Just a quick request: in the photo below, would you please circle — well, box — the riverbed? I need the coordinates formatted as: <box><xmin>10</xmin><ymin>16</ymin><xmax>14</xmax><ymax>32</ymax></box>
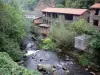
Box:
<box><xmin>25</xmin><ymin>50</ymin><xmax>91</xmax><ymax>75</ymax></box>
<box><xmin>23</xmin><ymin>41</ymin><xmax>92</xmax><ymax>75</ymax></box>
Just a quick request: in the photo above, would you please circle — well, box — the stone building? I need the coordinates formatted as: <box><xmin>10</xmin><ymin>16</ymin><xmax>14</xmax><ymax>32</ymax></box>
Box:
<box><xmin>34</xmin><ymin>0</ymin><xmax>56</xmax><ymax>18</ymax></box>
<box><xmin>41</xmin><ymin>8</ymin><xmax>89</xmax><ymax>25</ymax></box>
<box><xmin>34</xmin><ymin>2</ymin><xmax>100</xmax><ymax>37</ymax></box>
<box><xmin>33</xmin><ymin>0</ymin><xmax>56</xmax><ymax>37</ymax></box>
<box><xmin>38</xmin><ymin>24</ymin><xmax>50</xmax><ymax>38</ymax></box>
<box><xmin>89</xmin><ymin>3</ymin><xmax>100</xmax><ymax>27</ymax></box>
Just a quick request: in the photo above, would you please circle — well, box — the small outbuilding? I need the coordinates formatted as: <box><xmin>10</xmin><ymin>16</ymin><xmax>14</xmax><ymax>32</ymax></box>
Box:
<box><xmin>39</xmin><ymin>24</ymin><xmax>50</xmax><ymax>37</ymax></box>
<box><xmin>75</xmin><ymin>34</ymin><xmax>91</xmax><ymax>51</ymax></box>
<box><xmin>33</xmin><ymin>17</ymin><xmax>43</xmax><ymax>25</ymax></box>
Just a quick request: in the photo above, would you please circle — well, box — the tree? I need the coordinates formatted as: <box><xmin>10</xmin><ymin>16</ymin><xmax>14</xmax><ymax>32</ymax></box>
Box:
<box><xmin>0</xmin><ymin>0</ymin><xmax>25</xmax><ymax>61</ymax></box>
<box><xmin>22</xmin><ymin>0</ymin><xmax>39</xmax><ymax>10</ymax></box>
<box><xmin>56</xmin><ymin>0</ymin><xmax>65</xmax><ymax>7</ymax></box>
<box><xmin>65</xmin><ymin>0</ymin><xmax>95</xmax><ymax>8</ymax></box>
<box><xmin>90</xmin><ymin>31</ymin><xmax>100</xmax><ymax>66</ymax></box>
<box><xmin>50</xmin><ymin>22</ymin><xmax>76</xmax><ymax>51</ymax></box>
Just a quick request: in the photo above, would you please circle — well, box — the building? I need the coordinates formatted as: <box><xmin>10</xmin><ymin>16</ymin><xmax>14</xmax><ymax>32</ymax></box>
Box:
<box><xmin>24</xmin><ymin>11</ymin><xmax>35</xmax><ymax>20</ymax></box>
<box><xmin>34</xmin><ymin>0</ymin><xmax>56</xmax><ymax>18</ymax></box>
<box><xmin>39</xmin><ymin>24</ymin><xmax>50</xmax><ymax>37</ymax></box>
<box><xmin>33</xmin><ymin>17</ymin><xmax>43</xmax><ymax>25</ymax></box>
<box><xmin>41</xmin><ymin>8</ymin><xmax>89</xmax><ymax>25</ymax></box>
<box><xmin>34</xmin><ymin>2</ymin><xmax>100</xmax><ymax>37</ymax></box>
<box><xmin>89</xmin><ymin>3</ymin><xmax>100</xmax><ymax>27</ymax></box>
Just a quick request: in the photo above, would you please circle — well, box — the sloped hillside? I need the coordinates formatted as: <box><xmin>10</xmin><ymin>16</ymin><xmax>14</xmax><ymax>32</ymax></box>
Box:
<box><xmin>0</xmin><ymin>52</ymin><xmax>40</xmax><ymax>75</ymax></box>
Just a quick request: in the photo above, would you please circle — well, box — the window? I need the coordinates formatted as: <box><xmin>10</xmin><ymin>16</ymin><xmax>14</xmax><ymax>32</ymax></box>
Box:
<box><xmin>47</xmin><ymin>13</ymin><xmax>51</xmax><ymax>17</ymax></box>
<box><xmin>95</xmin><ymin>9</ymin><xmax>99</xmax><ymax>15</ymax></box>
<box><xmin>93</xmin><ymin>20</ymin><xmax>99</xmax><ymax>26</ymax></box>
<box><xmin>52</xmin><ymin>13</ymin><xmax>58</xmax><ymax>18</ymax></box>
<box><xmin>42</xmin><ymin>33</ymin><xmax>47</xmax><ymax>38</ymax></box>
<box><xmin>43</xmin><ymin>12</ymin><xmax>46</xmax><ymax>16</ymax></box>
<box><xmin>65</xmin><ymin>14</ymin><xmax>73</xmax><ymax>20</ymax></box>
<box><xmin>87</xmin><ymin>17</ymin><xmax>90</xmax><ymax>23</ymax></box>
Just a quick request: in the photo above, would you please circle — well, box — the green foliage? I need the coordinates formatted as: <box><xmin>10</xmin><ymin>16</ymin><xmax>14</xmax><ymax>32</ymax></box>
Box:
<box><xmin>21</xmin><ymin>0</ymin><xmax>39</xmax><ymax>10</ymax></box>
<box><xmin>43</xmin><ymin>38</ymin><xmax>52</xmax><ymax>44</ymax></box>
<box><xmin>2</xmin><ymin>0</ymin><xmax>39</xmax><ymax>10</ymax></box>
<box><xmin>77</xmin><ymin>53</ymin><xmax>92</xmax><ymax>66</ymax></box>
<box><xmin>0</xmin><ymin>2</ymin><xmax>25</xmax><ymax>41</ymax></box>
<box><xmin>66</xmin><ymin>19</ymin><xmax>100</xmax><ymax>66</ymax></box>
<box><xmin>51</xmin><ymin>22</ymin><xmax>76</xmax><ymax>51</ymax></box>
<box><xmin>28</xmin><ymin>21</ymin><xmax>41</xmax><ymax>46</ymax></box>
<box><xmin>40</xmin><ymin>38</ymin><xmax>56</xmax><ymax>50</ymax></box>
<box><xmin>79</xmin><ymin>56</ymin><xmax>90</xmax><ymax>66</ymax></box>
<box><xmin>24</xmin><ymin>19</ymin><xmax>40</xmax><ymax>38</ymax></box>
<box><xmin>56</xmin><ymin>0</ymin><xmax>65</xmax><ymax>7</ymax></box>
<box><xmin>0</xmin><ymin>0</ymin><xmax>25</xmax><ymax>61</ymax></box>
<box><xmin>65</xmin><ymin>0</ymin><xmax>95</xmax><ymax>8</ymax></box>
<box><xmin>30</xmin><ymin>24</ymin><xmax>40</xmax><ymax>38</ymax></box>
<box><xmin>56</xmin><ymin>4</ymin><xmax>65</xmax><ymax>8</ymax></box>
<box><xmin>90</xmin><ymin>31</ymin><xmax>100</xmax><ymax>66</ymax></box>
<box><xmin>0</xmin><ymin>37</ymin><xmax>24</xmax><ymax>61</ymax></box>
<box><xmin>67</xmin><ymin>19</ymin><xmax>96</xmax><ymax>35</ymax></box>
<box><xmin>0</xmin><ymin>52</ymin><xmax>40</xmax><ymax>75</ymax></box>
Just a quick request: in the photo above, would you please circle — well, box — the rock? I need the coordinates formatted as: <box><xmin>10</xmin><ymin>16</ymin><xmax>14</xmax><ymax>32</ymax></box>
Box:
<box><xmin>56</xmin><ymin>48</ymin><xmax>62</xmax><ymax>53</ymax></box>
<box><xmin>85</xmin><ymin>68</ymin><xmax>89</xmax><ymax>71</ymax></box>
<box><xmin>24</xmin><ymin>50</ymin><xmax>39</xmax><ymax>56</ymax></box>
<box><xmin>40</xmin><ymin>59</ymin><xmax>43</xmax><ymax>62</ymax></box>
<box><xmin>65</xmin><ymin>55</ymin><xmax>70</xmax><ymax>61</ymax></box>
<box><xmin>62</xmin><ymin>67</ymin><xmax>69</xmax><ymax>75</ymax></box>
<box><xmin>37</xmin><ymin>64</ymin><xmax>57</xmax><ymax>74</ymax></box>
<box><xmin>90</xmin><ymin>72</ymin><xmax>96</xmax><ymax>75</ymax></box>
<box><xmin>17</xmin><ymin>60</ymin><xmax>24</xmax><ymax>65</ymax></box>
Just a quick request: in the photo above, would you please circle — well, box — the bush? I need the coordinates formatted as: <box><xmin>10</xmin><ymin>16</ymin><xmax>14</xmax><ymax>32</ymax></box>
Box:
<box><xmin>90</xmin><ymin>31</ymin><xmax>100</xmax><ymax>66</ymax></box>
<box><xmin>67</xmin><ymin>19</ymin><xmax>96</xmax><ymax>35</ymax></box>
<box><xmin>66</xmin><ymin>19</ymin><xmax>100</xmax><ymax>67</ymax></box>
<box><xmin>43</xmin><ymin>38</ymin><xmax>52</xmax><ymax>44</ymax></box>
<box><xmin>0</xmin><ymin>34</ymin><xmax>24</xmax><ymax>61</ymax></box>
<box><xmin>66</xmin><ymin>19</ymin><xmax>100</xmax><ymax>66</ymax></box>
<box><xmin>79</xmin><ymin>58</ymin><xmax>90</xmax><ymax>66</ymax></box>
<box><xmin>40</xmin><ymin>38</ymin><xmax>56</xmax><ymax>50</ymax></box>
<box><xmin>0</xmin><ymin>52</ymin><xmax>40</xmax><ymax>75</ymax></box>
<box><xmin>0</xmin><ymin>1</ymin><xmax>25</xmax><ymax>61</ymax></box>
<box><xmin>78</xmin><ymin>54</ymin><xmax>91</xmax><ymax>66</ymax></box>
<box><xmin>50</xmin><ymin>22</ymin><xmax>76</xmax><ymax>51</ymax></box>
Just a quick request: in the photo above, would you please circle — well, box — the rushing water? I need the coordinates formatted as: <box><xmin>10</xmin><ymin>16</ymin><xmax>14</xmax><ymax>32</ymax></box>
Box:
<box><xmin>23</xmin><ymin>40</ymin><xmax>92</xmax><ymax>75</ymax></box>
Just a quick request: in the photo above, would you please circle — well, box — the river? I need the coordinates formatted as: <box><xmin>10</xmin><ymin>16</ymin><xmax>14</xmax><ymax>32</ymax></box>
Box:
<box><xmin>22</xmin><ymin>38</ymin><xmax>92</xmax><ymax>75</ymax></box>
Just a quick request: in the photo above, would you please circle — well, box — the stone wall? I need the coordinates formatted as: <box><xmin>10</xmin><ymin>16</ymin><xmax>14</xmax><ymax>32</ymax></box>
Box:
<box><xmin>90</xmin><ymin>9</ymin><xmax>100</xmax><ymax>26</ymax></box>
<box><xmin>73</xmin><ymin>11</ymin><xmax>90</xmax><ymax>22</ymax></box>
<box><xmin>39</xmin><ymin>26</ymin><xmax>50</xmax><ymax>36</ymax></box>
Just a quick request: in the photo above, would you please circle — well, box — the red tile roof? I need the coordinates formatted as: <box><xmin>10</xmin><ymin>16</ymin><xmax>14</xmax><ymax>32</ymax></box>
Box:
<box><xmin>90</xmin><ymin>3</ymin><xmax>100</xmax><ymax>9</ymax></box>
<box><xmin>41</xmin><ymin>8</ymin><xmax>88</xmax><ymax>15</ymax></box>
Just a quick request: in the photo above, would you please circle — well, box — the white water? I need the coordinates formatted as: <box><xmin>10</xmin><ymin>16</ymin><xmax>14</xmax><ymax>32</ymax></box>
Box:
<box><xmin>25</xmin><ymin>50</ymin><xmax>40</xmax><ymax>56</ymax></box>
